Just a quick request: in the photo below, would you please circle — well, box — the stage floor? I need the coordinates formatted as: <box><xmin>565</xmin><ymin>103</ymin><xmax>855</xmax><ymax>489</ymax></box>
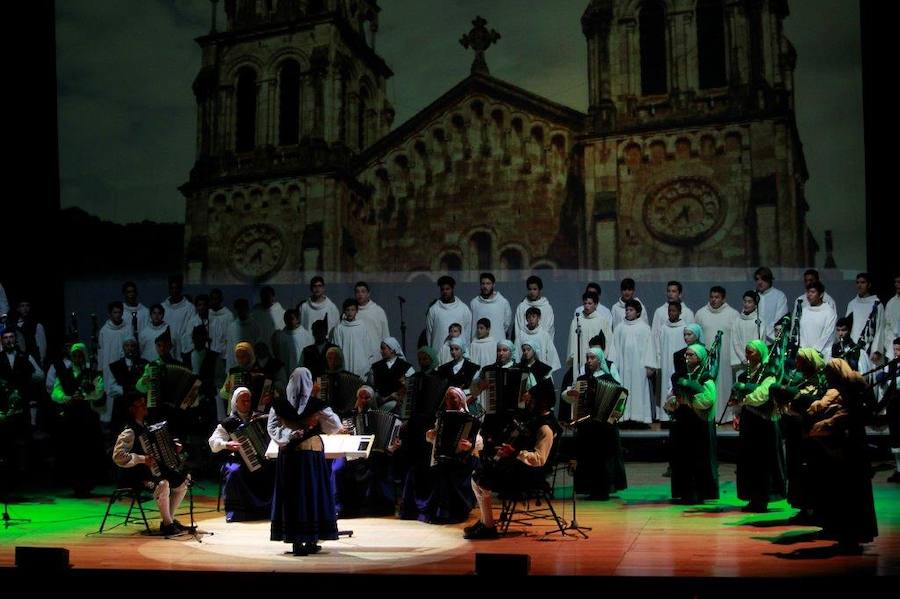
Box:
<box><xmin>1</xmin><ymin>463</ymin><xmax>897</xmax><ymax>579</ymax></box>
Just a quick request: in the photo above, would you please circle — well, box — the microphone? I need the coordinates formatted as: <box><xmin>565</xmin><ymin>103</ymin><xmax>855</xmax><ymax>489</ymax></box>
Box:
<box><xmin>398</xmin><ymin>296</ymin><xmax>406</xmax><ymax>304</ymax></box>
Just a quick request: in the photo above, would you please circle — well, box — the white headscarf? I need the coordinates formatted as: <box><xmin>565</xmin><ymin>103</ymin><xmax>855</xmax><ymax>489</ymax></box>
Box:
<box><xmin>230</xmin><ymin>386</ymin><xmax>252</xmax><ymax>417</ymax></box>
<box><xmin>381</xmin><ymin>336</ymin><xmax>405</xmax><ymax>359</ymax></box>
<box><xmin>286</xmin><ymin>367</ymin><xmax>314</xmax><ymax>415</ymax></box>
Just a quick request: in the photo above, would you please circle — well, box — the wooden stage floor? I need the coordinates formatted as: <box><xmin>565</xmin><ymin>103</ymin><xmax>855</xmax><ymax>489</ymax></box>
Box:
<box><xmin>1</xmin><ymin>463</ymin><xmax>897</xmax><ymax>585</ymax></box>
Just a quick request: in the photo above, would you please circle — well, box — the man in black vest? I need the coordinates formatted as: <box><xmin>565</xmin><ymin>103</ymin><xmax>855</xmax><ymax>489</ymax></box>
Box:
<box><xmin>112</xmin><ymin>393</ymin><xmax>190</xmax><ymax>536</ymax></box>
<box><xmin>9</xmin><ymin>299</ymin><xmax>46</xmax><ymax>365</ymax></box>
<box><xmin>108</xmin><ymin>338</ymin><xmax>149</xmax><ymax>429</ymax></box>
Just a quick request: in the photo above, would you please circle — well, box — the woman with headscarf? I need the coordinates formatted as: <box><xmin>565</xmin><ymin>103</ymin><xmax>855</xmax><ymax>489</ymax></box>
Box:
<box><xmin>368</xmin><ymin>337</ymin><xmax>415</xmax><ymax>412</ymax></box>
<box><xmin>219</xmin><ymin>341</ymin><xmax>273</xmax><ymax>414</ymax></box>
<box><xmin>422</xmin><ymin>386</ymin><xmax>482</xmax><ymax>523</ymax></box>
<box><xmin>802</xmin><ymin>358</ymin><xmax>878</xmax><ymax>552</ymax></box>
<box><xmin>398</xmin><ymin>346</ymin><xmax>449</xmax><ymax>520</ymax></box>
<box><xmin>268</xmin><ymin>367</ymin><xmax>342</xmax><ymax>556</ymax></box>
<box><xmin>664</xmin><ymin>343</ymin><xmax>718</xmax><ymax>504</ymax></box>
<box><xmin>436</xmin><ymin>337</ymin><xmax>480</xmax><ymax>396</ymax></box>
<box><xmin>563</xmin><ymin>347</ymin><xmax>627</xmax><ymax>500</ymax></box>
<box><xmin>770</xmin><ymin>347</ymin><xmax>826</xmax><ymax>522</ymax></box>
<box><xmin>518</xmin><ymin>339</ymin><xmax>553</xmax><ymax>391</ymax></box>
<box><xmin>319</xmin><ymin>346</ymin><xmax>364</xmax><ymax>419</ymax></box>
<box><xmin>208</xmin><ymin>386</ymin><xmax>274</xmax><ymax>521</ymax></box>
<box><xmin>731</xmin><ymin>339</ymin><xmax>786</xmax><ymax>512</ymax></box>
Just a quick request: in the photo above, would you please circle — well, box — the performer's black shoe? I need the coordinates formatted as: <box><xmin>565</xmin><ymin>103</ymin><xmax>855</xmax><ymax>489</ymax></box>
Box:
<box><xmin>741</xmin><ymin>502</ymin><xmax>768</xmax><ymax>513</ymax></box>
<box><xmin>464</xmin><ymin>521</ymin><xmax>485</xmax><ymax>535</ymax></box>
<box><xmin>172</xmin><ymin>519</ymin><xmax>192</xmax><ymax>532</ymax></box>
<box><xmin>160</xmin><ymin>522</ymin><xmax>179</xmax><ymax>536</ymax></box>
<box><xmin>292</xmin><ymin>542</ymin><xmax>309</xmax><ymax>556</ymax></box>
<box><xmin>306</xmin><ymin>543</ymin><xmax>322</xmax><ymax>554</ymax></box>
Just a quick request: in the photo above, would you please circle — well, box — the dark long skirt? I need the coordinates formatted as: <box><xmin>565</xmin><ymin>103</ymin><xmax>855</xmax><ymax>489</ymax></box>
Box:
<box><xmin>222</xmin><ymin>459</ymin><xmax>274</xmax><ymax>522</ymax></box>
<box><xmin>669</xmin><ymin>407</ymin><xmax>718</xmax><ymax>503</ymax></box>
<box><xmin>270</xmin><ymin>447</ymin><xmax>339</xmax><ymax>545</ymax></box>
<box><xmin>423</xmin><ymin>456</ymin><xmax>478</xmax><ymax>523</ymax></box>
<box><xmin>574</xmin><ymin>420</ymin><xmax>627</xmax><ymax>499</ymax></box>
<box><xmin>736</xmin><ymin>408</ymin><xmax>786</xmax><ymax>506</ymax></box>
<box><xmin>782</xmin><ymin>416</ymin><xmax>813</xmax><ymax>510</ymax></box>
<box><xmin>807</xmin><ymin>429</ymin><xmax>878</xmax><ymax>544</ymax></box>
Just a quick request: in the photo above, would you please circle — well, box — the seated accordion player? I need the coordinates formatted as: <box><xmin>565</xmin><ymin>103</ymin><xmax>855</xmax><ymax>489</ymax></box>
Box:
<box><xmin>317</xmin><ymin>371</ymin><xmax>364</xmax><ymax>417</ymax></box>
<box><xmin>138</xmin><ymin>421</ymin><xmax>185</xmax><ymax>478</ymax></box>
<box><xmin>480</xmin><ymin>365</ymin><xmax>527</xmax><ymax>416</ymax></box>
<box><xmin>229</xmin><ymin>416</ymin><xmax>271</xmax><ymax>472</ymax></box>
<box><xmin>431</xmin><ymin>410</ymin><xmax>481</xmax><ymax>465</ymax></box>
<box><xmin>351</xmin><ymin>410</ymin><xmax>402</xmax><ymax>453</ymax></box>
<box><xmin>397</xmin><ymin>372</ymin><xmax>447</xmax><ymax>421</ymax></box>
<box><xmin>145</xmin><ymin>361</ymin><xmax>201</xmax><ymax>410</ymax></box>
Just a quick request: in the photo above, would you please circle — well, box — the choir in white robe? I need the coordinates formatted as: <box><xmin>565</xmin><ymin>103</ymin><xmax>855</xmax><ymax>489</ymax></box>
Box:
<box><xmin>122</xmin><ymin>303</ymin><xmax>150</xmax><ymax>336</ymax></box>
<box><xmin>97</xmin><ymin>319</ymin><xmax>134</xmax><ymax>423</ymax></box>
<box><xmin>357</xmin><ymin>300</ymin><xmax>391</xmax><ymax>357</ymax></box>
<box><xmin>846</xmin><ymin>294</ymin><xmax>886</xmax><ymax>359</ymax></box>
<box><xmin>250</xmin><ymin>301</ymin><xmax>286</xmax><ymax>354</ymax></box>
<box><xmin>611</xmin><ymin>318</ymin><xmax>656</xmax><ymax>423</ymax></box>
<box><xmin>655</xmin><ymin>318</ymin><xmax>687</xmax><ymax>422</ymax></box>
<box><xmin>757</xmin><ymin>286</ymin><xmax>788</xmax><ymax>333</ymax></box>
<box><xmin>271</xmin><ymin>326</ymin><xmax>314</xmax><ymax>381</ymax></box>
<box><xmin>330</xmin><ymin>318</ymin><xmax>375</xmax><ymax>378</ymax></box>
<box><xmin>468</xmin><ymin>336</ymin><xmax>498</xmax><ymax>368</ymax></box>
<box><xmin>207</xmin><ymin>306</ymin><xmax>234</xmax><ymax>356</ymax></box>
<box><xmin>425</xmin><ymin>298</ymin><xmax>472</xmax><ymax>350</ymax></box>
<box><xmin>139</xmin><ymin>323</ymin><xmax>172</xmax><ymax>361</ymax></box>
<box><xmin>796</xmin><ymin>291</ymin><xmax>837</xmax><ymax>311</ymax></box>
<box><xmin>730</xmin><ymin>309</ymin><xmax>768</xmax><ymax>368</ymax></box>
<box><xmin>799</xmin><ymin>302</ymin><xmax>837</xmax><ymax>360</ymax></box>
<box><xmin>514</xmin><ymin>296</ymin><xmax>556</xmax><ymax>340</ymax></box>
<box><xmin>470</xmin><ymin>292</ymin><xmax>512</xmax><ymax>341</ymax></box>
<box><xmin>566</xmin><ymin>310</ymin><xmax>615</xmax><ymax>374</ymax></box>
<box><xmin>300</xmin><ymin>297</ymin><xmax>340</xmax><ymax>336</ymax></box>
<box><xmin>694</xmin><ymin>301</ymin><xmax>739</xmax><ymax>420</ymax></box>
<box><xmin>611</xmin><ymin>297</ymin><xmax>649</xmax><ymax>330</ymax></box>
<box><xmin>160</xmin><ymin>296</ymin><xmax>196</xmax><ymax>360</ymax></box>
<box><xmin>575</xmin><ymin>302</ymin><xmax>614</xmax><ymax>327</ymax></box>
<box><xmin>886</xmin><ymin>294</ymin><xmax>900</xmax><ymax>355</ymax></box>
<box><xmin>651</xmin><ymin>301</ymin><xmax>694</xmax><ymax>342</ymax></box>
<box><xmin>518</xmin><ymin>324</ymin><xmax>561</xmax><ymax>373</ymax></box>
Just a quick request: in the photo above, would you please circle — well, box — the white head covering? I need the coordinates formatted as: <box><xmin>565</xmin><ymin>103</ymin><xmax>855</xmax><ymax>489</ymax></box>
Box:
<box><xmin>286</xmin><ymin>367</ymin><xmax>314</xmax><ymax>415</ymax></box>
<box><xmin>447</xmin><ymin>335</ymin><xmax>469</xmax><ymax>359</ymax></box>
<box><xmin>230</xmin><ymin>386</ymin><xmax>252</xmax><ymax>416</ymax></box>
<box><xmin>381</xmin><ymin>336</ymin><xmax>405</xmax><ymax>359</ymax></box>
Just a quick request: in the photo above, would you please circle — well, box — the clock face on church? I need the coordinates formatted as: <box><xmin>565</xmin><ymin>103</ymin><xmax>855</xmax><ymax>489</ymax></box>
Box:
<box><xmin>643</xmin><ymin>177</ymin><xmax>725</xmax><ymax>246</ymax></box>
<box><xmin>230</xmin><ymin>224</ymin><xmax>286</xmax><ymax>281</ymax></box>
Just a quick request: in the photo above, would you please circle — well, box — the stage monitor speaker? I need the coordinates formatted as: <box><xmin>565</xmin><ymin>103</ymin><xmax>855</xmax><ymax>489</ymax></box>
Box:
<box><xmin>15</xmin><ymin>546</ymin><xmax>70</xmax><ymax>570</ymax></box>
<box><xmin>474</xmin><ymin>552</ymin><xmax>530</xmax><ymax>576</ymax></box>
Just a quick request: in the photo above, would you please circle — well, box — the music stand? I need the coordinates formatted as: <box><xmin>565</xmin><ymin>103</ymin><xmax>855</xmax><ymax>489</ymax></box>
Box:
<box><xmin>548</xmin><ymin>419</ymin><xmax>590</xmax><ymax>539</ymax></box>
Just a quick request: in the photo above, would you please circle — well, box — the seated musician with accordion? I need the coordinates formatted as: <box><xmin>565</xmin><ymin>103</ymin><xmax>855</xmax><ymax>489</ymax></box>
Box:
<box><xmin>332</xmin><ymin>386</ymin><xmax>402</xmax><ymax>518</ymax></box>
<box><xmin>268</xmin><ymin>367</ymin><xmax>343</xmax><ymax>556</ymax></box>
<box><xmin>208</xmin><ymin>387</ymin><xmax>274</xmax><ymax>522</ymax></box>
<box><xmin>423</xmin><ymin>387</ymin><xmax>482</xmax><ymax>524</ymax></box>
<box><xmin>562</xmin><ymin>347</ymin><xmax>628</xmax><ymax>500</ymax></box>
<box><xmin>112</xmin><ymin>393</ymin><xmax>190</xmax><ymax>536</ymax></box>
<box><xmin>466</xmin><ymin>379</ymin><xmax>561</xmax><ymax>540</ymax></box>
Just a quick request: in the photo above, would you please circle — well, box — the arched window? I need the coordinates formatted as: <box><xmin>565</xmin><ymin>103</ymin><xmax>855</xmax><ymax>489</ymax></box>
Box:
<box><xmin>470</xmin><ymin>232</ymin><xmax>492</xmax><ymax>270</ymax></box>
<box><xmin>278</xmin><ymin>60</ymin><xmax>301</xmax><ymax>145</ymax></box>
<box><xmin>697</xmin><ymin>0</ymin><xmax>727</xmax><ymax>89</ymax></box>
<box><xmin>440</xmin><ymin>253</ymin><xmax>462</xmax><ymax>273</ymax></box>
<box><xmin>358</xmin><ymin>87</ymin><xmax>370</xmax><ymax>150</ymax></box>
<box><xmin>639</xmin><ymin>1</ymin><xmax>667</xmax><ymax>95</ymax></box>
<box><xmin>235</xmin><ymin>67</ymin><xmax>257</xmax><ymax>152</ymax></box>
<box><xmin>500</xmin><ymin>248</ymin><xmax>523</xmax><ymax>271</ymax></box>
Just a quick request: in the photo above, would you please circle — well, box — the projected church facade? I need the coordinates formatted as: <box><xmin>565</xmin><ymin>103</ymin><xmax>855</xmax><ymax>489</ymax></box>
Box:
<box><xmin>181</xmin><ymin>0</ymin><xmax>813</xmax><ymax>284</ymax></box>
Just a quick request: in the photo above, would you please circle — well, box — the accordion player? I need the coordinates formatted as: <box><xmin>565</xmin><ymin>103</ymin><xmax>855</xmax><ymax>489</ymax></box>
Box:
<box><xmin>569</xmin><ymin>376</ymin><xmax>628</xmax><ymax>425</ymax></box>
<box><xmin>140</xmin><ymin>361</ymin><xmax>201</xmax><ymax>411</ymax></box>
<box><xmin>316</xmin><ymin>371</ymin><xmax>364</xmax><ymax>417</ymax></box>
<box><xmin>430</xmin><ymin>409</ymin><xmax>481</xmax><ymax>465</ymax></box>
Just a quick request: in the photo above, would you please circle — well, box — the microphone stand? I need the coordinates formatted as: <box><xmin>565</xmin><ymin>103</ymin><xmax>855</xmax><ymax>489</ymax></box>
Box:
<box><xmin>546</xmin><ymin>417</ymin><xmax>590</xmax><ymax>539</ymax></box>
<box><xmin>398</xmin><ymin>296</ymin><xmax>407</xmax><ymax>354</ymax></box>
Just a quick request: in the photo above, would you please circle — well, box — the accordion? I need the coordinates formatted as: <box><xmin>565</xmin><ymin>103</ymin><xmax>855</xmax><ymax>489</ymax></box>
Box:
<box><xmin>317</xmin><ymin>372</ymin><xmax>364</xmax><ymax>416</ymax></box>
<box><xmin>482</xmin><ymin>365</ymin><xmax>526</xmax><ymax>415</ymax></box>
<box><xmin>145</xmin><ymin>362</ymin><xmax>201</xmax><ymax>410</ymax></box>
<box><xmin>353</xmin><ymin>410</ymin><xmax>402</xmax><ymax>453</ymax></box>
<box><xmin>229</xmin><ymin>417</ymin><xmax>270</xmax><ymax>472</ymax></box>
<box><xmin>431</xmin><ymin>410</ymin><xmax>481</xmax><ymax>465</ymax></box>
<box><xmin>398</xmin><ymin>372</ymin><xmax>447</xmax><ymax>420</ymax></box>
<box><xmin>138</xmin><ymin>421</ymin><xmax>184</xmax><ymax>478</ymax></box>
<box><xmin>572</xmin><ymin>378</ymin><xmax>628</xmax><ymax>425</ymax></box>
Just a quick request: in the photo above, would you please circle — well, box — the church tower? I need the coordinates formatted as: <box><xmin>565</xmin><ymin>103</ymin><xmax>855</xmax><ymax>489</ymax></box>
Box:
<box><xmin>579</xmin><ymin>0</ymin><xmax>813</xmax><ymax>270</ymax></box>
<box><xmin>181</xmin><ymin>0</ymin><xmax>394</xmax><ymax>283</ymax></box>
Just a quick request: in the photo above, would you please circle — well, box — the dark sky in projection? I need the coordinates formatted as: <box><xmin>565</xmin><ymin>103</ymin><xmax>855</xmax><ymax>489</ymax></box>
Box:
<box><xmin>55</xmin><ymin>0</ymin><xmax>866</xmax><ymax>269</ymax></box>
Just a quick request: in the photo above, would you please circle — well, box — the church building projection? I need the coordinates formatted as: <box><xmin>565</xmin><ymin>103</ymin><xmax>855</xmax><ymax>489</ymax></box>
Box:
<box><xmin>181</xmin><ymin>0</ymin><xmax>813</xmax><ymax>284</ymax></box>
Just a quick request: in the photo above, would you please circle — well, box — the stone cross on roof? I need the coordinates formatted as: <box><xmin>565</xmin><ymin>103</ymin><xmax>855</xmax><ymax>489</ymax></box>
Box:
<box><xmin>459</xmin><ymin>16</ymin><xmax>501</xmax><ymax>76</ymax></box>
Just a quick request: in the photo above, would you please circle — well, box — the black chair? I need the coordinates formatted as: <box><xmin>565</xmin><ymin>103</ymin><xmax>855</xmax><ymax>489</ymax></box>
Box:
<box><xmin>496</xmin><ymin>436</ymin><xmax>567</xmax><ymax>536</ymax></box>
<box><xmin>97</xmin><ymin>487</ymin><xmax>156</xmax><ymax>534</ymax></box>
